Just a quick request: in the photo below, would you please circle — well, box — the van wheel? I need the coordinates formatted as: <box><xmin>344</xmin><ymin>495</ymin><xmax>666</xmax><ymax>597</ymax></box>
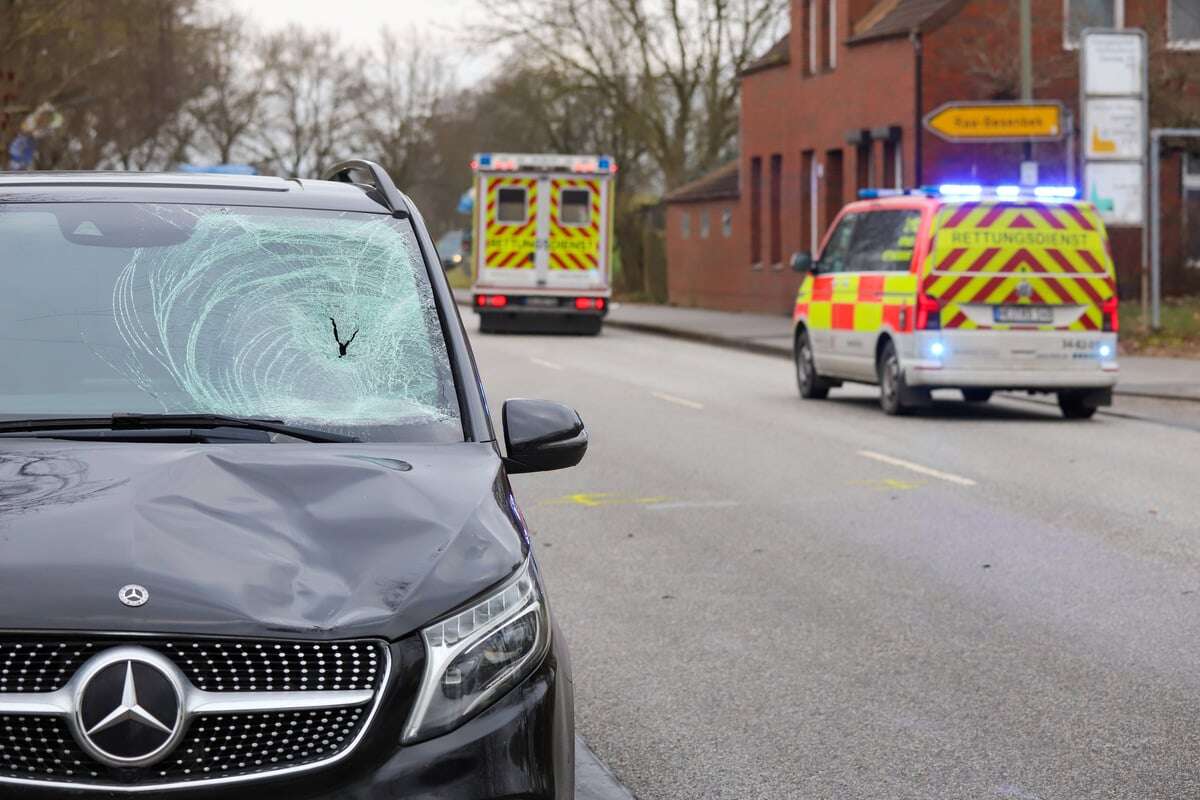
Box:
<box><xmin>795</xmin><ymin>329</ymin><xmax>830</xmax><ymax>399</ymax></box>
<box><xmin>961</xmin><ymin>389</ymin><xmax>992</xmax><ymax>403</ymax></box>
<box><xmin>878</xmin><ymin>340</ymin><xmax>921</xmax><ymax>415</ymax></box>
<box><xmin>1058</xmin><ymin>392</ymin><xmax>1098</xmax><ymax>420</ymax></box>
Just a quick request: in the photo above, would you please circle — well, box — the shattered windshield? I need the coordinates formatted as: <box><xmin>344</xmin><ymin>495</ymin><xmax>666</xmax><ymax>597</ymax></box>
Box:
<box><xmin>0</xmin><ymin>203</ymin><xmax>461</xmax><ymax>442</ymax></box>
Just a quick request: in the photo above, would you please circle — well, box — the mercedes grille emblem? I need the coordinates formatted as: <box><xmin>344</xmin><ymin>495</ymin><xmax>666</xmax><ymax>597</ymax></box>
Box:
<box><xmin>1017</xmin><ymin>279</ymin><xmax>1034</xmax><ymax>299</ymax></box>
<box><xmin>71</xmin><ymin>649</ymin><xmax>185</xmax><ymax>767</ymax></box>
<box><xmin>118</xmin><ymin>584</ymin><xmax>149</xmax><ymax>607</ymax></box>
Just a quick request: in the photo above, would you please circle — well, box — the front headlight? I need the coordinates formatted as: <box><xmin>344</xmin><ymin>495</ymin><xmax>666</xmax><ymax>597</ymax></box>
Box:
<box><xmin>402</xmin><ymin>558</ymin><xmax>550</xmax><ymax>742</ymax></box>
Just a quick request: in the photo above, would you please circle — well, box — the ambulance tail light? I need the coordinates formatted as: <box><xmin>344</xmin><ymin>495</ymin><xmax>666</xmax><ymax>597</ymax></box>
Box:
<box><xmin>476</xmin><ymin>294</ymin><xmax>508</xmax><ymax>308</ymax></box>
<box><xmin>915</xmin><ymin>294</ymin><xmax>941</xmax><ymax>331</ymax></box>
<box><xmin>574</xmin><ymin>297</ymin><xmax>606</xmax><ymax>310</ymax></box>
<box><xmin>1102</xmin><ymin>295</ymin><xmax>1119</xmax><ymax>333</ymax></box>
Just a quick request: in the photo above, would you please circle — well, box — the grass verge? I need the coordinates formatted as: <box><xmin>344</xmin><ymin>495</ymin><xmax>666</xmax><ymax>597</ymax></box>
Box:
<box><xmin>1121</xmin><ymin>296</ymin><xmax>1200</xmax><ymax>358</ymax></box>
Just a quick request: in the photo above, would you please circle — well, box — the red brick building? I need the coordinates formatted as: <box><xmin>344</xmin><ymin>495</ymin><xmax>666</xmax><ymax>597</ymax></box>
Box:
<box><xmin>665</xmin><ymin>0</ymin><xmax>1200</xmax><ymax>313</ymax></box>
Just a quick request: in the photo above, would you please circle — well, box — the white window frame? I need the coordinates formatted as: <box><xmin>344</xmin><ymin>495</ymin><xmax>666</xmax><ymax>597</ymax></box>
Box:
<box><xmin>828</xmin><ymin>0</ymin><xmax>838</xmax><ymax>69</ymax></box>
<box><xmin>681</xmin><ymin>210</ymin><xmax>691</xmax><ymax>239</ymax></box>
<box><xmin>1184</xmin><ymin>153</ymin><xmax>1200</xmax><ymax>267</ymax></box>
<box><xmin>1168</xmin><ymin>0</ymin><xmax>1200</xmax><ymax>50</ymax></box>
<box><xmin>1063</xmin><ymin>0</ymin><xmax>1125</xmax><ymax>50</ymax></box>
<box><xmin>808</xmin><ymin>0</ymin><xmax>817</xmax><ymax>73</ymax></box>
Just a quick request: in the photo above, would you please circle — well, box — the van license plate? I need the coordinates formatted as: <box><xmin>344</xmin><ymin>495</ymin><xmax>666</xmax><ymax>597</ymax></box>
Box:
<box><xmin>995</xmin><ymin>306</ymin><xmax>1053</xmax><ymax>324</ymax></box>
<box><xmin>525</xmin><ymin>297</ymin><xmax>559</xmax><ymax>308</ymax></box>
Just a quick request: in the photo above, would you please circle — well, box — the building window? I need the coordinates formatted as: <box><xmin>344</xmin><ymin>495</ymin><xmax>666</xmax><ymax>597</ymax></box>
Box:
<box><xmin>722</xmin><ymin>209</ymin><xmax>733</xmax><ymax>238</ymax></box>
<box><xmin>827</xmin><ymin>0</ymin><xmax>837</xmax><ymax>69</ymax></box>
<box><xmin>1064</xmin><ymin>0</ymin><xmax>1123</xmax><ymax>49</ymax></box>
<box><xmin>769</xmin><ymin>154</ymin><xmax>783</xmax><ymax>265</ymax></box>
<box><xmin>750</xmin><ymin>156</ymin><xmax>763</xmax><ymax>265</ymax></box>
<box><xmin>681</xmin><ymin>210</ymin><xmax>691</xmax><ymax>239</ymax></box>
<box><xmin>824</xmin><ymin>149</ymin><xmax>844</xmax><ymax>233</ymax></box>
<box><xmin>700</xmin><ymin>209</ymin><xmax>710</xmax><ymax>239</ymax></box>
<box><xmin>855</xmin><ymin>141</ymin><xmax>871</xmax><ymax>191</ymax></box>
<box><xmin>1170</xmin><ymin>0</ymin><xmax>1200</xmax><ymax>48</ymax></box>
<box><xmin>807</xmin><ymin>0</ymin><xmax>817</xmax><ymax>74</ymax></box>
<box><xmin>1184</xmin><ymin>154</ymin><xmax>1200</xmax><ymax>267</ymax></box>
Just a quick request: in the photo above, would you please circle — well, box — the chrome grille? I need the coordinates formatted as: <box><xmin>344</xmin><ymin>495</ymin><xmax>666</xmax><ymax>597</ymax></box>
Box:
<box><xmin>0</xmin><ymin>716</ymin><xmax>99</xmax><ymax>781</ymax></box>
<box><xmin>0</xmin><ymin>637</ymin><xmax>382</xmax><ymax>693</ymax></box>
<box><xmin>0</xmin><ymin>636</ymin><xmax>389</xmax><ymax>790</ymax></box>
<box><xmin>156</xmin><ymin>707</ymin><xmax>367</xmax><ymax>781</ymax></box>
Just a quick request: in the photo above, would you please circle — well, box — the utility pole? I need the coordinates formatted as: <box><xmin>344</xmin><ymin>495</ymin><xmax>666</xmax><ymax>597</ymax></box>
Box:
<box><xmin>1019</xmin><ymin>0</ymin><xmax>1035</xmax><ymax>183</ymax></box>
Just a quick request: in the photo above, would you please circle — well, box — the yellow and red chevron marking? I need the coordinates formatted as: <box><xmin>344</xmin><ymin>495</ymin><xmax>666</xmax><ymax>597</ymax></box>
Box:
<box><xmin>548</xmin><ymin>178</ymin><xmax>601</xmax><ymax>271</ymax></box>
<box><xmin>926</xmin><ymin>201</ymin><xmax>1115</xmax><ymax>332</ymax></box>
<box><xmin>484</xmin><ymin>176</ymin><xmax>537</xmax><ymax>269</ymax></box>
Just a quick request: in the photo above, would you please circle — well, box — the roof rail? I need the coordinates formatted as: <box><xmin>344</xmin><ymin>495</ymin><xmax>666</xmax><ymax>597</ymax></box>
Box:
<box><xmin>323</xmin><ymin>160</ymin><xmax>409</xmax><ymax>218</ymax></box>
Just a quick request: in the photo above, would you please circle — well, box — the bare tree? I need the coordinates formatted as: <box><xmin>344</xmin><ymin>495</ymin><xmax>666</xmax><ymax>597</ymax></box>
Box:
<box><xmin>251</xmin><ymin>26</ymin><xmax>369</xmax><ymax>177</ymax></box>
<box><xmin>1</xmin><ymin>0</ymin><xmax>217</xmax><ymax>170</ymax></box>
<box><xmin>188</xmin><ymin>14</ymin><xmax>263</xmax><ymax>164</ymax></box>
<box><xmin>480</xmin><ymin>0</ymin><xmax>787</xmax><ymax>190</ymax></box>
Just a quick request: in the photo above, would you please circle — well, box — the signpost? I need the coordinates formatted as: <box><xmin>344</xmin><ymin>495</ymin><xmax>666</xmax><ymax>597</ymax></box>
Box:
<box><xmin>923</xmin><ymin>101</ymin><xmax>1065</xmax><ymax>143</ymax></box>
<box><xmin>1080</xmin><ymin>29</ymin><xmax>1148</xmax><ymax>319</ymax></box>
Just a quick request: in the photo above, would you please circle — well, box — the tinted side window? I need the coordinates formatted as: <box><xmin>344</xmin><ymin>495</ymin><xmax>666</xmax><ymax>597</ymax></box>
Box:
<box><xmin>819</xmin><ymin>213</ymin><xmax>859</xmax><ymax>273</ymax></box>
<box><xmin>847</xmin><ymin>210</ymin><xmax>922</xmax><ymax>272</ymax></box>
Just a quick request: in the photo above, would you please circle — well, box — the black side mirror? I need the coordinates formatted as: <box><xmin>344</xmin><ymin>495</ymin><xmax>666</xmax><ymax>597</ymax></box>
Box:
<box><xmin>502</xmin><ymin>399</ymin><xmax>588</xmax><ymax>475</ymax></box>
<box><xmin>790</xmin><ymin>251</ymin><xmax>814</xmax><ymax>273</ymax></box>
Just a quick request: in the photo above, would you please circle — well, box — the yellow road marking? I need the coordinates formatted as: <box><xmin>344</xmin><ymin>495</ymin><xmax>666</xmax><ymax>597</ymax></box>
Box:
<box><xmin>538</xmin><ymin>493</ymin><xmax>670</xmax><ymax>508</ymax></box>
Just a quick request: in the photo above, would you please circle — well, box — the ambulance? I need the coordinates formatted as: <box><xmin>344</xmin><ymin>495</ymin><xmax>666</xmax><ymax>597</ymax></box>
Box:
<box><xmin>469</xmin><ymin>153</ymin><xmax>616</xmax><ymax>334</ymax></box>
<box><xmin>791</xmin><ymin>185</ymin><xmax>1119</xmax><ymax>418</ymax></box>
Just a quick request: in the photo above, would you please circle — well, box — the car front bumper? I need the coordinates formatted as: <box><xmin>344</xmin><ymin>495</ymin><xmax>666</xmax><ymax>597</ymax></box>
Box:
<box><xmin>31</xmin><ymin>634</ymin><xmax>574</xmax><ymax>800</ymax></box>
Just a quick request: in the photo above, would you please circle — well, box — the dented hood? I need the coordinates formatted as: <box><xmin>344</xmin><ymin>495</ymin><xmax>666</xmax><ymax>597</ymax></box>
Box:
<box><xmin>0</xmin><ymin>441</ymin><xmax>525</xmax><ymax>640</ymax></box>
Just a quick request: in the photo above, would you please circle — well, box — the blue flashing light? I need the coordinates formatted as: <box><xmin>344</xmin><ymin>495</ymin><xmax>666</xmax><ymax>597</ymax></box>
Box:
<box><xmin>1033</xmin><ymin>186</ymin><xmax>1077</xmax><ymax>199</ymax></box>
<box><xmin>598</xmin><ymin>157</ymin><xmax>611</xmax><ymax>171</ymax></box>
<box><xmin>929</xmin><ymin>341</ymin><xmax>946</xmax><ymax>358</ymax></box>
<box><xmin>479</xmin><ymin>153</ymin><xmax>493</xmax><ymax>167</ymax></box>
<box><xmin>859</xmin><ymin>189</ymin><xmax>880</xmax><ymax>199</ymax></box>
<box><xmin>996</xmin><ymin>185</ymin><xmax>1022</xmax><ymax>198</ymax></box>
<box><xmin>939</xmin><ymin>184</ymin><xmax>983</xmax><ymax>197</ymax></box>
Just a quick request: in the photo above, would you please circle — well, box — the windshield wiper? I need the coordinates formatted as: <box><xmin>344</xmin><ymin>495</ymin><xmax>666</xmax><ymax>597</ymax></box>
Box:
<box><xmin>0</xmin><ymin>413</ymin><xmax>358</xmax><ymax>443</ymax></box>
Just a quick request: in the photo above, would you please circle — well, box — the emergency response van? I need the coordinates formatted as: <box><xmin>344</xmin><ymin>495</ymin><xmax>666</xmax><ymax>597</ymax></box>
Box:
<box><xmin>470</xmin><ymin>152</ymin><xmax>616</xmax><ymax>334</ymax></box>
<box><xmin>791</xmin><ymin>186</ymin><xmax>1119</xmax><ymax>418</ymax></box>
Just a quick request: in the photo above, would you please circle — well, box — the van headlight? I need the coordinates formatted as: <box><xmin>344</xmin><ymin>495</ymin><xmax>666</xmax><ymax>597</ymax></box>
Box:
<box><xmin>402</xmin><ymin>558</ymin><xmax>550</xmax><ymax>742</ymax></box>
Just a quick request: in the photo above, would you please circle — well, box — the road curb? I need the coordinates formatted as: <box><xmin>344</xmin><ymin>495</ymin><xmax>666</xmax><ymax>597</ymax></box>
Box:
<box><xmin>576</xmin><ymin>736</ymin><xmax>638</xmax><ymax>800</ymax></box>
<box><xmin>604</xmin><ymin>318</ymin><xmax>793</xmax><ymax>360</ymax></box>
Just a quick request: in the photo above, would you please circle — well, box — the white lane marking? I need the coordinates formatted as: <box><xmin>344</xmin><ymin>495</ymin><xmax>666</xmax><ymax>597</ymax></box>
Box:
<box><xmin>645</xmin><ymin>500</ymin><xmax>741</xmax><ymax>511</ymax></box>
<box><xmin>857</xmin><ymin>450</ymin><xmax>977</xmax><ymax>487</ymax></box>
<box><xmin>651</xmin><ymin>391</ymin><xmax>704</xmax><ymax>410</ymax></box>
<box><xmin>530</xmin><ymin>357</ymin><xmax>565</xmax><ymax>371</ymax></box>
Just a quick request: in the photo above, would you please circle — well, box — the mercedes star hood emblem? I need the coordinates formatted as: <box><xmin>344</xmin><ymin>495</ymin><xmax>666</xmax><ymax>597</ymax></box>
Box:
<box><xmin>118</xmin><ymin>584</ymin><xmax>149</xmax><ymax>607</ymax></box>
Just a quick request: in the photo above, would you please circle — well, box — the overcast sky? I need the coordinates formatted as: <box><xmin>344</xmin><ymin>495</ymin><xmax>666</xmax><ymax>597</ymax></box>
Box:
<box><xmin>224</xmin><ymin>0</ymin><xmax>495</xmax><ymax>84</ymax></box>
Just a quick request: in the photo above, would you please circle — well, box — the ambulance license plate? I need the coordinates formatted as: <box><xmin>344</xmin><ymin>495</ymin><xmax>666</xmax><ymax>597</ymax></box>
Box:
<box><xmin>525</xmin><ymin>297</ymin><xmax>560</xmax><ymax>308</ymax></box>
<box><xmin>995</xmin><ymin>306</ymin><xmax>1053</xmax><ymax>324</ymax></box>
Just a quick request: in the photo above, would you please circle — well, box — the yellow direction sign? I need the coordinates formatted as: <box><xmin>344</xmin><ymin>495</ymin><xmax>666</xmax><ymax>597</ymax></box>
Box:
<box><xmin>923</xmin><ymin>101</ymin><xmax>1065</xmax><ymax>143</ymax></box>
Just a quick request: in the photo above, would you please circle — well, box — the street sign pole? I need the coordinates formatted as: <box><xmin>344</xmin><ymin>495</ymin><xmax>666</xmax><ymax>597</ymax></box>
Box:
<box><xmin>1019</xmin><ymin>0</ymin><xmax>1035</xmax><ymax>178</ymax></box>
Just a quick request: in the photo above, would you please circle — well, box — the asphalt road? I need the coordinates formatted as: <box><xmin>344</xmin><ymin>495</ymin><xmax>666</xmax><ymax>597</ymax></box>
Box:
<box><xmin>466</xmin><ymin>317</ymin><xmax>1200</xmax><ymax>800</ymax></box>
